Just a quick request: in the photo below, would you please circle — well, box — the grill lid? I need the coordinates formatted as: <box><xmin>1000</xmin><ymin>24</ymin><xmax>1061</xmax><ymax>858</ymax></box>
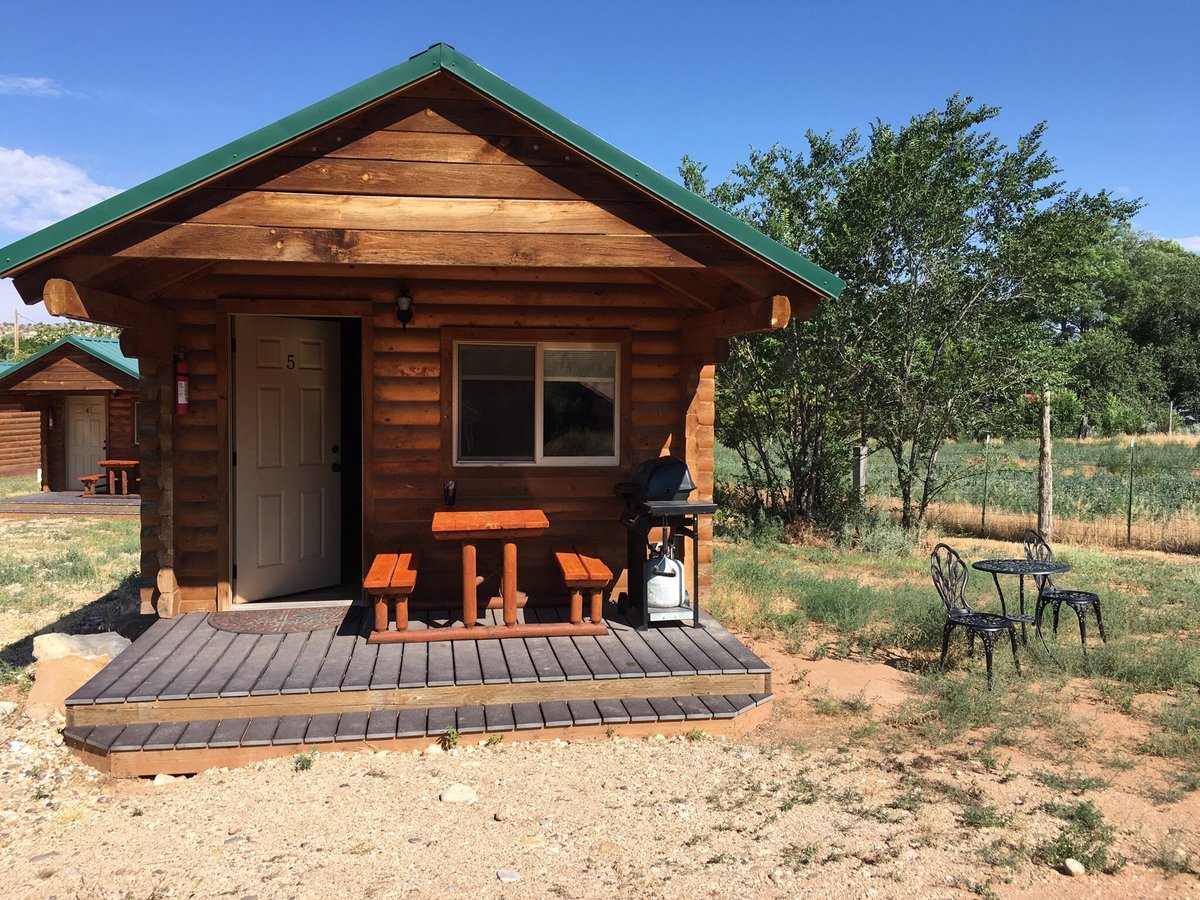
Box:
<box><xmin>616</xmin><ymin>455</ymin><xmax>696</xmax><ymax>502</ymax></box>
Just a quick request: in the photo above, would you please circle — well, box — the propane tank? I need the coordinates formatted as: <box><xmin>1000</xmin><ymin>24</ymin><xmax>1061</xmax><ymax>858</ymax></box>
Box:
<box><xmin>645</xmin><ymin>541</ymin><xmax>687</xmax><ymax>609</ymax></box>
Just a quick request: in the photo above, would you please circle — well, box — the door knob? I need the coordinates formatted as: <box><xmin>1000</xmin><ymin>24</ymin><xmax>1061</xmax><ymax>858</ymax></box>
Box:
<box><xmin>331</xmin><ymin>463</ymin><xmax>342</xmax><ymax>473</ymax></box>
<box><xmin>332</xmin><ymin>444</ymin><xmax>340</xmax><ymax>454</ymax></box>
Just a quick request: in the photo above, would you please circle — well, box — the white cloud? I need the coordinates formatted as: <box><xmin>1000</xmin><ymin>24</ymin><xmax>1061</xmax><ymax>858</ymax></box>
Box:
<box><xmin>0</xmin><ymin>75</ymin><xmax>77</xmax><ymax>98</ymax></box>
<box><xmin>1172</xmin><ymin>235</ymin><xmax>1200</xmax><ymax>254</ymax></box>
<box><xmin>0</xmin><ymin>147</ymin><xmax>119</xmax><ymax>233</ymax></box>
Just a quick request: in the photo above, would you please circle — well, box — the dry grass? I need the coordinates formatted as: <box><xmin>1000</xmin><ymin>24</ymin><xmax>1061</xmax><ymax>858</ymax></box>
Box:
<box><xmin>910</xmin><ymin>499</ymin><xmax>1200</xmax><ymax>555</ymax></box>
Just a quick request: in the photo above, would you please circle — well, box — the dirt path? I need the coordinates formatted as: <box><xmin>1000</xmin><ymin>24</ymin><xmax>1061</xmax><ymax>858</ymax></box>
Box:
<box><xmin>2</xmin><ymin>632</ymin><xmax>1196</xmax><ymax>899</ymax></box>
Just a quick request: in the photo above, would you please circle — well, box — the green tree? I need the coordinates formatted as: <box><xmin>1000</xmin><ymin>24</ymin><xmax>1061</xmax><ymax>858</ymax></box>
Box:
<box><xmin>0</xmin><ymin>321</ymin><xmax>119</xmax><ymax>363</ymax></box>
<box><xmin>687</xmin><ymin>96</ymin><xmax>1140</xmax><ymax>529</ymax></box>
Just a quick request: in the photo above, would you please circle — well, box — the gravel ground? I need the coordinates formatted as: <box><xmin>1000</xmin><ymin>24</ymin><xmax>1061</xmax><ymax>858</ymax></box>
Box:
<box><xmin>1</xmin><ymin>700</ymin><xmax>1196</xmax><ymax>900</ymax></box>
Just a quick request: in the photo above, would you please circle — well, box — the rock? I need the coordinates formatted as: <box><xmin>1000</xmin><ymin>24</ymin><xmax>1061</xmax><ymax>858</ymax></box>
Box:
<box><xmin>153</xmin><ymin>773</ymin><xmax>177</xmax><ymax>786</ymax></box>
<box><xmin>598</xmin><ymin>841</ymin><xmax>620</xmax><ymax>855</ymax></box>
<box><xmin>496</xmin><ymin>868</ymin><xmax>521</xmax><ymax>883</ymax></box>
<box><xmin>0</xmin><ymin>700</ymin><xmax>17</xmax><ymax>716</ymax></box>
<box><xmin>1063</xmin><ymin>858</ymin><xmax>1086</xmax><ymax>877</ymax></box>
<box><xmin>520</xmin><ymin>835</ymin><xmax>547</xmax><ymax>848</ymax></box>
<box><xmin>424</xmin><ymin>743</ymin><xmax>444</xmax><ymax>756</ymax></box>
<box><xmin>25</xmin><ymin>655</ymin><xmax>111</xmax><ymax>721</ymax></box>
<box><xmin>30</xmin><ymin>851</ymin><xmax>60</xmax><ymax>863</ymax></box>
<box><xmin>32</xmin><ymin>632</ymin><xmax>129</xmax><ymax>662</ymax></box>
<box><xmin>538</xmin><ymin>816</ymin><xmax>553</xmax><ymax>826</ymax></box>
<box><xmin>439</xmin><ymin>783</ymin><xmax>478</xmax><ymax>804</ymax></box>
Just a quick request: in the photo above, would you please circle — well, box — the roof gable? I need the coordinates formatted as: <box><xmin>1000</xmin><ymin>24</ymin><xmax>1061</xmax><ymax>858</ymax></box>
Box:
<box><xmin>0</xmin><ymin>336</ymin><xmax>138</xmax><ymax>392</ymax></box>
<box><xmin>0</xmin><ymin>44</ymin><xmax>843</xmax><ymax>300</ymax></box>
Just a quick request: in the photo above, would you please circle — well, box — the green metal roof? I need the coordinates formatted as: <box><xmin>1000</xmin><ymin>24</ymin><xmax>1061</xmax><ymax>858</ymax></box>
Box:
<box><xmin>0</xmin><ymin>336</ymin><xmax>138</xmax><ymax>389</ymax></box>
<box><xmin>0</xmin><ymin>43</ymin><xmax>844</xmax><ymax>300</ymax></box>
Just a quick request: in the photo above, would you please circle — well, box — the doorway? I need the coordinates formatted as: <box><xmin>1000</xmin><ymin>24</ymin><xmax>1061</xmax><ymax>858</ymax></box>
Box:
<box><xmin>231</xmin><ymin>316</ymin><xmax>361</xmax><ymax>603</ymax></box>
<box><xmin>65</xmin><ymin>395</ymin><xmax>106</xmax><ymax>487</ymax></box>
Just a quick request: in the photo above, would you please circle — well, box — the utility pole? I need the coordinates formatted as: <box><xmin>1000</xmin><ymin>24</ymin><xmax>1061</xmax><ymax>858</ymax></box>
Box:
<box><xmin>1037</xmin><ymin>384</ymin><xmax>1053</xmax><ymax>539</ymax></box>
<box><xmin>1168</xmin><ymin>400</ymin><xmax>1174</xmax><ymax>436</ymax></box>
<box><xmin>12</xmin><ymin>309</ymin><xmax>18</xmax><ymax>356</ymax></box>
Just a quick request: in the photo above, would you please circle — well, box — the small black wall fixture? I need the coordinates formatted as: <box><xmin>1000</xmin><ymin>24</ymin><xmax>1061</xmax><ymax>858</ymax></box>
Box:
<box><xmin>395</xmin><ymin>288</ymin><xmax>414</xmax><ymax>331</ymax></box>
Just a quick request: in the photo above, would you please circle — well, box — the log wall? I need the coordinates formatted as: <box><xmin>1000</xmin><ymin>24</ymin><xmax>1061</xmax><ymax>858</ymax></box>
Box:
<box><xmin>0</xmin><ymin>405</ymin><xmax>40</xmax><ymax>477</ymax></box>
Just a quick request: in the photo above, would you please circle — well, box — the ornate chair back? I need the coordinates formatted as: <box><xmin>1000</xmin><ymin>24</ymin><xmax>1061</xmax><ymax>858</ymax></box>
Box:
<box><xmin>931</xmin><ymin>543</ymin><xmax>972</xmax><ymax>616</ymax></box>
<box><xmin>1021</xmin><ymin>528</ymin><xmax>1057</xmax><ymax>594</ymax></box>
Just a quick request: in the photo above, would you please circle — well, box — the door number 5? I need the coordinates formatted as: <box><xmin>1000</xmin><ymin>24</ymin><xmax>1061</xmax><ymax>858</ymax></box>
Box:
<box><xmin>286</xmin><ymin>354</ymin><xmax>296</xmax><ymax>369</ymax></box>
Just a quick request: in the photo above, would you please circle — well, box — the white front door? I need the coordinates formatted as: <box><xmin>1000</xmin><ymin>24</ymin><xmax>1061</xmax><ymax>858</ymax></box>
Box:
<box><xmin>66</xmin><ymin>395</ymin><xmax>106</xmax><ymax>486</ymax></box>
<box><xmin>234</xmin><ymin>316</ymin><xmax>342</xmax><ymax>602</ymax></box>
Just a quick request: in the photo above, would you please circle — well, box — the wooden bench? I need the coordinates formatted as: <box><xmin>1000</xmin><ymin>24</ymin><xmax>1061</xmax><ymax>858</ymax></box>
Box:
<box><xmin>78</xmin><ymin>474</ymin><xmax>105</xmax><ymax>497</ymax></box>
<box><xmin>554</xmin><ymin>545</ymin><xmax>612</xmax><ymax>626</ymax></box>
<box><xmin>364</xmin><ymin>552</ymin><xmax>420</xmax><ymax>638</ymax></box>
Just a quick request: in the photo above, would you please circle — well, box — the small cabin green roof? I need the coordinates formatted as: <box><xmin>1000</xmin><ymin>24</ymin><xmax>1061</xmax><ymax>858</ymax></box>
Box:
<box><xmin>0</xmin><ymin>44</ymin><xmax>843</xmax><ymax>300</ymax></box>
<box><xmin>0</xmin><ymin>335</ymin><xmax>138</xmax><ymax>388</ymax></box>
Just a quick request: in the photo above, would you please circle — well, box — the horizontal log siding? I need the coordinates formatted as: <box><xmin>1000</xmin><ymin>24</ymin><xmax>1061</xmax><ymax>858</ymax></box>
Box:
<box><xmin>368</xmin><ymin>282</ymin><xmax>691</xmax><ymax>602</ymax></box>
<box><xmin>0</xmin><ymin>406</ymin><xmax>40</xmax><ymax>476</ymax></box>
<box><xmin>103</xmin><ymin>75</ymin><xmax>719</xmax><ymax>614</ymax></box>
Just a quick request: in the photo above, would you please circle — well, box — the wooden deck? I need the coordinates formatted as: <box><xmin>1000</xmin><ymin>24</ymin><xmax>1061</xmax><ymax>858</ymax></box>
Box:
<box><xmin>0</xmin><ymin>490</ymin><xmax>140</xmax><ymax>518</ymax></box>
<box><xmin>62</xmin><ymin>605</ymin><xmax>772</xmax><ymax>775</ymax></box>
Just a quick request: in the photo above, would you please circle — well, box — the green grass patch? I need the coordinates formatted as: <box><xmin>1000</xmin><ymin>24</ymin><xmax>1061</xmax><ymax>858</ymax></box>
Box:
<box><xmin>1033</xmin><ymin>800</ymin><xmax>1123</xmax><ymax>873</ymax></box>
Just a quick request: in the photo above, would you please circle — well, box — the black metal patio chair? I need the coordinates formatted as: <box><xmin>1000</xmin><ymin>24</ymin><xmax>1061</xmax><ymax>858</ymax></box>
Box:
<box><xmin>1022</xmin><ymin>529</ymin><xmax>1107</xmax><ymax>654</ymax></box>
<box><xmin>931</xmin><ymin>543</ymin><xmax>1021</xmax><ymax>689</ymax></box>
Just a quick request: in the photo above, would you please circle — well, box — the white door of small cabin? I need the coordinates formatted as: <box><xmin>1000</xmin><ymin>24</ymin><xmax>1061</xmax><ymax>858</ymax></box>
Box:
<box><xmin>234</xmin><ymin>317</ymin><xmax>342</xmax><ymax>602</ymax></box>
<box><xmin>66</xmin><ymin>395</ymin><xmax>106</xmax><ymax>487</ymax></box>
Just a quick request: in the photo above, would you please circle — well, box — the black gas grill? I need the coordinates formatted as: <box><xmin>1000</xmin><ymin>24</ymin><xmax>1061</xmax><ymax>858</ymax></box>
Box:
<box><xmin>616</xmin><ymin>456</ymin><xmax>716</xmax><ymax>628</ymax></box>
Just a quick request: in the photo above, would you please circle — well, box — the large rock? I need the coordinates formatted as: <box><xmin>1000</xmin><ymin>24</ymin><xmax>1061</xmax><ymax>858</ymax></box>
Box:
<box><xmin>32</xmin><ymin>632</ymin><xmax>130</xmax><ymax>662</ymax></box>
<box><xmin>25</xmin><ymin>655</ymin><xmax>111</xmax><ymax>722</ymax></box>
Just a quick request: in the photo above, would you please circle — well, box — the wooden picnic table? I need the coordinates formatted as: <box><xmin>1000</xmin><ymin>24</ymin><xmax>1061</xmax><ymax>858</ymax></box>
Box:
<box><xmin>432</xmin><ymin>508</ymin><xmax>549</xmax><ymax>630</ymax></box>
<box><xmin>98</xmin><ymin>459</ymin><xmax>139</xmax><ymax>496</ymax></box>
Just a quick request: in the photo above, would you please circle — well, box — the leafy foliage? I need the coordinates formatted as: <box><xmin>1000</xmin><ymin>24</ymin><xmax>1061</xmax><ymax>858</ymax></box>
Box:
<box><xmin>685</xmin><ymin>96</ymin><xmax>1140</xmax><ymax>529</ymax></box>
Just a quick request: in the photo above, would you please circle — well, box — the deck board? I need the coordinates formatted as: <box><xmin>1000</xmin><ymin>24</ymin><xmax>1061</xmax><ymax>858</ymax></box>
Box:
<box><xmin>96</xmin><ymin>614</ymin><xmax>206</xmax><ymax>703</ymax></box>
<box><xmin>397</xmin><ymin>641</ymin><xmax>429</xmax><ymax>688</ymax></box>
<box><xmin>221</xmin><ymin>633</ymin><xmax>285</xmax><ymax>697</ymax></box>
<box><xmin>476</xmin><ymin>637</ymin><xmax>510</xmax><ymax>684</ymax></box>
<box><xmin>657</xmin><ymin>625</ymin><xmax>721</xmax><ymax>675</ymax></box>
<box><xmin>369</xmin><ymin>641</ymin><xmax>404</xmax><ymax>690</ymax></box>
<box><xmin>366</xmin><ymin>709</ymin><xmax>399</xmax><ymax>740</ymax></box>
<box><xmin>251</xmin><ymin>631</ymin><xmax>312</xmax><ymax>696</ymax></box>
<box><xmin>498</xmin><ymin>636</ymin><xmax>538</xmax><ymax>683</ymax></box>
<box><xmin>451</xmin><ymin>640</ymin><xmax>483</xmax><ymax>685</ymax></box>
<box><xmin>484</xmin><ymin>703</ymin><xmax>515</xmax><ymax>732</ymax></box>
<box><xmin>242</xmin><ymin>716</ymin><xmax>280</xmax><ymax>746</ymax></box>
<box><xmin>281</xmin><ymin>626</ymin><xmax>338</xmax><ymax>693</ymax></box>
<box><xmin>159</xmin><ymin>628</ymin><xmax>237</xmax><ymax>701</ymax></box>
<box><xmin>67</xmin><ymin>616</ymin><xmax>177</xmax><ymax>705</ymax></box>
<box><xmin>125</xmin><ymin>617</ymin><xmax>218</xmax><ymax>702</ymax></box>
<box><xmin>190</xmin><ymin>632</ymin><xmax>258</xmax><ymax>699</ymax></box>
<box><xmin>310</xmin><ymin>611</ymin><xmax>362</xmax><ymax>692</ymax></box>
<box><xmin>340</xmin><ymin>610</ymin><xmax>379</xmax><ymax>690</ymax></box>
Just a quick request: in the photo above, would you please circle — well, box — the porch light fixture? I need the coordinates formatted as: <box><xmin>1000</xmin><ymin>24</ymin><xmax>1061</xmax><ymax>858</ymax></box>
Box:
<box><xmin>395</xmin><ymin>288</ymin><xmax>414</xmax><ymax>331</ymax></box>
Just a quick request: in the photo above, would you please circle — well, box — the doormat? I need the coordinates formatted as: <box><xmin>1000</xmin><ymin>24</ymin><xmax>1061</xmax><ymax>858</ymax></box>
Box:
<box><xmin>207</xmin><ymin>607</ymin><xmax>350</xmax><ymax>634</ymax></box>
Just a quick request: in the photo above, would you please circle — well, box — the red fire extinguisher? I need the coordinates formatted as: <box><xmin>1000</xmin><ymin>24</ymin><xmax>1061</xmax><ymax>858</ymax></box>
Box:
<box><xmin>174</xmin><ymin>351</ymin><xmax>190</xmax><ymax>416</ymax></box>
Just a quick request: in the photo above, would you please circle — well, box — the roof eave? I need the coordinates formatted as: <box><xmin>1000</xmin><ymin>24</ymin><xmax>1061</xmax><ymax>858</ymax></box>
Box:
<box><xmin>0</xmin><ymin>43</ymin><xmax>844</xmax><ymax>301</ymax></box>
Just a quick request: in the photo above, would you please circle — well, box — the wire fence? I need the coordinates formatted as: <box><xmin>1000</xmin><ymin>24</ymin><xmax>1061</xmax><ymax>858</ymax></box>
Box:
<box><xmin>867</xmin><ymin>435</ymin><xmax>1200</xmax><ymax>554</ymax></box>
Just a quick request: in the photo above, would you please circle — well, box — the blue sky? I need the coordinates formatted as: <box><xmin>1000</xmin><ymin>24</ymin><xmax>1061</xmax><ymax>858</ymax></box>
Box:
<box><xmin>2</xmin><ymin>0</ymin><xmax>1197</xmax><ymax>323</ymax></box>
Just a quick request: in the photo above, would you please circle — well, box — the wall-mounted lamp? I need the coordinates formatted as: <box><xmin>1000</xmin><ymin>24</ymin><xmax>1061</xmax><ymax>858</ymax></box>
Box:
<box><xmin>395</xmin><ymin>288</ymin><xmax>414</xmax><ymax>332</ymax></box>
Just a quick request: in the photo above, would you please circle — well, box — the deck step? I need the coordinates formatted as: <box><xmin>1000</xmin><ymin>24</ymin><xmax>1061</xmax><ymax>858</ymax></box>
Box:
<box><xmin>64</xmin><ymin>694</ymin><xmax>772</xmax><ymax>756</ymax></box>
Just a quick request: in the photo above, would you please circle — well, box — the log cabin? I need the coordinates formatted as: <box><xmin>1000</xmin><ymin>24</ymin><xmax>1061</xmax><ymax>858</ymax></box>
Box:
<box><xmin>0</xmin><ymin>336</ymin><xmax>139</xmax><ymax>490</ymax></box>
<box><xmin>0</xmin><ymin>44</ymin><xmax>845</xmax><ymax>772</ymax></box>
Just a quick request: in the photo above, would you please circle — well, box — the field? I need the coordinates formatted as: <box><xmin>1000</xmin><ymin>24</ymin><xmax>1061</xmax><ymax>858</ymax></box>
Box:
<box><xmin>0</xmin><ymin>516</ymin><xmax>1198</xmax><ymax>895</ymax></box>
<box><xmin>717</xmin><ymin>435</ymin><xmax>1200</xmax><ymax>554</ymax></box>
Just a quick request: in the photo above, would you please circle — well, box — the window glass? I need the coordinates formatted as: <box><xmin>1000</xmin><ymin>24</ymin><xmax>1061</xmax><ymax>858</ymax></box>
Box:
<box><xmin>456</xmin><ymin>342</ymin><xmax>618</xmax><ymax>464</ymax></box>
<box><xmin>458</xmin><ymin>344</ymin><xmax>535</xmax><ymax>461</ymax></box>
<box><xmin>543</xmin><ymin>349</ymin><xmax>616</xmax><ymax>457</ymax></box>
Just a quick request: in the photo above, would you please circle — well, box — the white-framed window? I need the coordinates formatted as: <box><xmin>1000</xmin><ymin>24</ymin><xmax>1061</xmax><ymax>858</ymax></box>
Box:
<box><xmin>454</xmin><ymin>341</ymin><xmax>619</xmax><ymax>466</ymax></box>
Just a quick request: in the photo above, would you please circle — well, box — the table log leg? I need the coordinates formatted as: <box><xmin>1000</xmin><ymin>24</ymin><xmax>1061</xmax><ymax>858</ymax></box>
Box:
<box><xmin>395</xmin><ymin>596</ymin><xmax>409</xmax><ymax>632</ymax></box>
<box><xmin>503</xmin><ymin>541</ymin><xmax>518</xmax><ymax>627</ymax></box>
<box><xmin>589</xmin><ymin>589</ymin><xmax>603</xmax><ymax>625</ymax></box>
<box><xmin>374</xmin><ymin>596</ymin><xmax>388</xmax><ymax>633</ymax></box>
<box><xmin>569</xmin><ymin>589</ymin><xmax>583</xmax><ymax>626</ymax></box>
<box><xmin>462</xmin><ymin>543</ymin><xmax>477</xmax><ymax>628</ymax></box>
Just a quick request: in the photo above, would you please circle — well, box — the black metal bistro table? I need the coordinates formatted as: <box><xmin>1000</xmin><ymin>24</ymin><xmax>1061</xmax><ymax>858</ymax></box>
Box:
<box><xmin>971</xmin><ymin>558</ymin><xmax>1071</xmax><ymax>665</ymax></box>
